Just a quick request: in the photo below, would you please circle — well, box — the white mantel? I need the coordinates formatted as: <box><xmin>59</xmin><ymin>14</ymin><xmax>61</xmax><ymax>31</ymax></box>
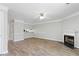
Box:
<box><xmin>64</xmin><ymin>33</ymin><xmax>75</xmax><ymax>36</ymax></box>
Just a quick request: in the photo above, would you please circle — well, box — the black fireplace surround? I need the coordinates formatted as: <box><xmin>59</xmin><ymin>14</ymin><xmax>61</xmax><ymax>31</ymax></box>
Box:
<box><xmin>64</xmin><ymin>35</ymin><xmax>74</xmax><ymax>48</ymax></box>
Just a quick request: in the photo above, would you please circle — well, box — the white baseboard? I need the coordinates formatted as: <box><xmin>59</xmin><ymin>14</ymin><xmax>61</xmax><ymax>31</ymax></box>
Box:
<box><xmin>13</xmin><ymin>39</ymin><xmax>24</xmax><ymax>42</ymax></box>
<box><xmin>24</xmin><ymin>36</ymin><xmax>34</xmax><ymax>39</ymax></box>
<box><xmin>0</xmin><ymin>50</ymin><xmax>8</xmax><ymax>54</ymax></box>
<box><xmin>74</xmin><ymin>45</ymin><xmax>79</xmax><ymax>48</ymax></box>
<box><xmin>74</xmin><ymin>46</ymin><xmax>79</xmax><ymax>48</ymax></box>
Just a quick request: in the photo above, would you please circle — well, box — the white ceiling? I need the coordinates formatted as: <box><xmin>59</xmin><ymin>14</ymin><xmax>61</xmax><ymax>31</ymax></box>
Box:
<box><xmin>1</xmin><ymin>3</ymin><xmax>79</xmax><ymax>24</ymax></box>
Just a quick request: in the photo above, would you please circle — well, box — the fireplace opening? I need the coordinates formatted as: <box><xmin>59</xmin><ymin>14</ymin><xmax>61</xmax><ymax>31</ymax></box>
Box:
<box><xmin>64</xmin><ymin>35</ymin><xmax>74</xmax><ymax>48</ymax></box>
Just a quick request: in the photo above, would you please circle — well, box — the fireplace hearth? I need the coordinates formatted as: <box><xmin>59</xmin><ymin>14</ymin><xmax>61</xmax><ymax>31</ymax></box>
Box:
<box><xmin>64</xmin><ymin>35</ymin><xmax>74</xmax><ymax>48</ymax></box>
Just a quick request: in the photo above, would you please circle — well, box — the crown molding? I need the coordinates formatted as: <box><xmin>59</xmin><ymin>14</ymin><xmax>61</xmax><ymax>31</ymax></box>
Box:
<box><xmin>31</xmin><ymin>11</ymin><xmax>79</xmax><ymax>25</ymax></box>
<box><xmin>31</xmin><ymin>19</ymin><xmax>62</xmax><ymax>25</ymax></box>
<box><xmin>61</xmin><ymin>11</ymin><xmax>79</xmax><ymax>21</ymax></box>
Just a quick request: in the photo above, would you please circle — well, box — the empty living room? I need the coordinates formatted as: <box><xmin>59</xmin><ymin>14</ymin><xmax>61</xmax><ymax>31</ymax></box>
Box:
<box><xmin>1</xmin><ymin>0</ymin><xmax>79</xmax><ymax>57</ymax></box>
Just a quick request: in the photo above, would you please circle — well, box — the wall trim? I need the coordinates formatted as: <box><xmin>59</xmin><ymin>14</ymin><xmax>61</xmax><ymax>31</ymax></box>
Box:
<box><xmin>13</xmin><ymin>39</ymin><xmax>24</xmax><ymax>42</ymax></box>
<box><xmin>31</xmin><ymin>36</ymin><xmax>63</xmax><ymax>43</ymax></box>
<box><xmin>32</xmin><ymin>19</ymin><xmax>62</xmax><ymax>25</ymax></box>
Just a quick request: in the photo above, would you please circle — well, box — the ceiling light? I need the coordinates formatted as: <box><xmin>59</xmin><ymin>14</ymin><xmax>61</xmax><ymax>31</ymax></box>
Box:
<box><xmin>40</xmin><ymin>16</ymin><xmax>45</xmax><ymax>19</ymax></box>
<box><xmin>40</xmin><ymin>13</ymin><xmax>45</xmax><ymax>20</ymax></box>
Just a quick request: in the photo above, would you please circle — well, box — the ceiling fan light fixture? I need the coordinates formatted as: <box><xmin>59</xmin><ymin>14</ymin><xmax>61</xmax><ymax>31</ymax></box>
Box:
<box><xmin>40</xmin><ymin>13</ymin><xmax>45</xmax><ymax>20</ymax></box>
<box><xmin>40</xmin><ymin>16</ymin><xmax>45</xmax><ymax>20</ymax></box>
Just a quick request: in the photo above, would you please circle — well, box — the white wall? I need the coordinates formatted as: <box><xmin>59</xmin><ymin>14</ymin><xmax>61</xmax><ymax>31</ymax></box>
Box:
<box><xmin>62</xmin><ymin>15</ymin><xmax>79</xmax><ymax>35</ymax></box>
<box><xmin>32</xmin><ymin>22</ymin><xmax>62</xmax><ymax>42</ymax></box>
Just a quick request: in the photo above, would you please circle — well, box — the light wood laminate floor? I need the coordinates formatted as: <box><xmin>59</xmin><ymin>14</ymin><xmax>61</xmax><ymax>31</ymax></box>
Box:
<box><xmin>1</xmin><ymin>37</ymin><xmax>79</xmax><ymax>56</ymax></box>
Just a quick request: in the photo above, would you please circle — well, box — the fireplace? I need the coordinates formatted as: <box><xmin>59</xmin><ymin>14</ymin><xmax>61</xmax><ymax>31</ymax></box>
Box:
<box><xmin>64</xmin><ymin>35</ymin><xmax>74</xmax><ymax>48</ymax></box>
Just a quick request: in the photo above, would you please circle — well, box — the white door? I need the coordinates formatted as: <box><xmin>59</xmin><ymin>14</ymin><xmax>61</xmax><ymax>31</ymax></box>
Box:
<box><xmin>14</xmin><ymin>20</ymin><xmax>24</xmax><ymax>41</ymax></box>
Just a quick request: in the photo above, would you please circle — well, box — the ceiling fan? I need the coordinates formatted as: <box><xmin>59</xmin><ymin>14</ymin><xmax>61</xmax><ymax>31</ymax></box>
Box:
<box><xmin>33</xmin><ymin>12</ymin><xmax>51</xmax><ymax>21</ymax></box>
<box><xmin>40</xmin><ymin>13</ymin><xmax>45</xmax><ymax>20</ymax></box>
